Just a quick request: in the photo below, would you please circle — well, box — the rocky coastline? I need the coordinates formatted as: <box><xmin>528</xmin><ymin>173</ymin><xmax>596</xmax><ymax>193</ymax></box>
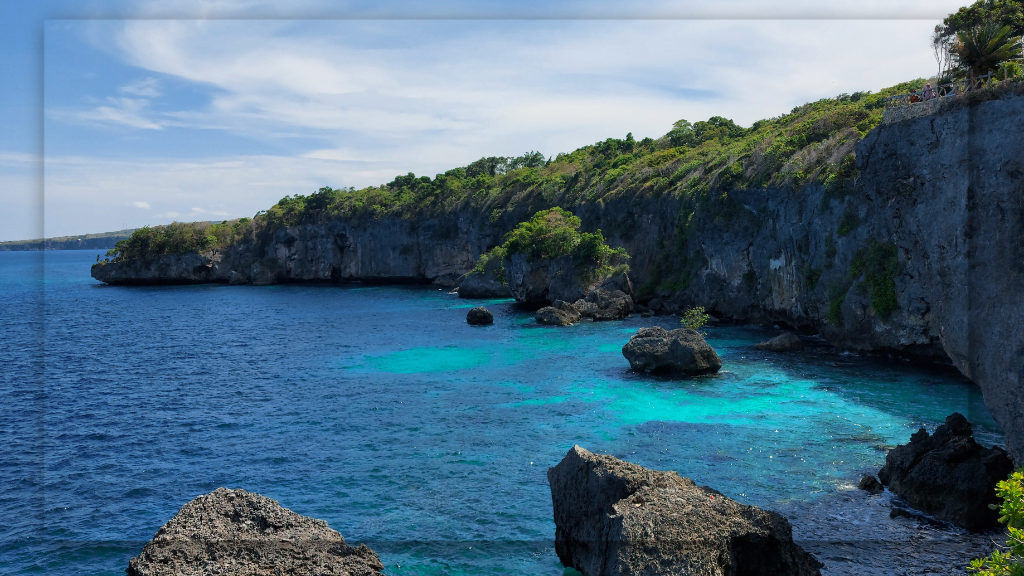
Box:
<box><xmin>91</xmin><ymin>94</ymin><xmax>1024</xmax><ymax>462</ymax></box>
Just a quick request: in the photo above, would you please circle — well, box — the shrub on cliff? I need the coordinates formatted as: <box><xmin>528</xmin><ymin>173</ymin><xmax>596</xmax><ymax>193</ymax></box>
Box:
<box><xmin>968</xmin><ymin>470</ymin><xmax>1024</xmax><ymax>575</ymax></box>
<box><xmin>472</xmin><ymin>207</ymin><xmax>628</xmax><ymax>283</ymax></box>
<box><xmin>102</xmin><ymin>219</ymin><xmax>251</xmax><ymax>262</ymax></box>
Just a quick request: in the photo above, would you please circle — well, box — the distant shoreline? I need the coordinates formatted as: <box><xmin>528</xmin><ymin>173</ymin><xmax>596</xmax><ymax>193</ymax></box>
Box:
<box><xmin>0</xmin><ymin>229</ymin><xmax>136</xmax><ymax>252</ymax></box>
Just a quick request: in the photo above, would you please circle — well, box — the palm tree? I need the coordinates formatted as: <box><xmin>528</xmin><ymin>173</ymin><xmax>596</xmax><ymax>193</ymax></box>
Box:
<box><xmin>952</xmin><ymin>23</ymin><xmax>1022</xmax><ymax>78</ymax></box>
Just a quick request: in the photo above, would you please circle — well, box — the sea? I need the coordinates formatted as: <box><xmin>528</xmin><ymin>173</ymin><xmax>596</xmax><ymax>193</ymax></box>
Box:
<box><xmin>0</xmin><ymin>250</ymin><xmax>1005</xmax><ymax>575</ymax></box>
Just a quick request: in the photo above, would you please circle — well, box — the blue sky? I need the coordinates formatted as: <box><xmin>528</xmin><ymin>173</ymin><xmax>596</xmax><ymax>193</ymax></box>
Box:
<box><xmin>3</xmin><ymin>0</ymin><xmax>967</xmax><ymax>241</ymax></box>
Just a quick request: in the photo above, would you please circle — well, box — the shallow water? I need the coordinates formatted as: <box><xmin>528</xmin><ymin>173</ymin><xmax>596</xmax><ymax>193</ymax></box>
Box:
<box><xmin>0</xmin><ymin>250</ymin><xmax>1003</xmax><ymax>574</ymax></box>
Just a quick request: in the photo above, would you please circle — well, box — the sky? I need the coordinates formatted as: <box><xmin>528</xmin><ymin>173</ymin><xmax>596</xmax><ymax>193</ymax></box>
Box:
<box><xmin>2</xmin><ymin>0</ymin><xmax>970</xmax><ymax>241</ymax></box>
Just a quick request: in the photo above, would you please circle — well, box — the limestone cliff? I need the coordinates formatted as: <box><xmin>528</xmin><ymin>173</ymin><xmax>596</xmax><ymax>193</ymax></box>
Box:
<box><xmin>92</xmin><ymin>93</ymin><xmax>1024</xmax><ymax>462</ymax></box>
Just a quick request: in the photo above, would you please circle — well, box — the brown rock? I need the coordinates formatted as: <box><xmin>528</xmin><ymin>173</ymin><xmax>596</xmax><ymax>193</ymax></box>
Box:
<box><xmin>127</xmin><ymin>488</ymin><xmax>384</xmax><ymax>576</ymax></box>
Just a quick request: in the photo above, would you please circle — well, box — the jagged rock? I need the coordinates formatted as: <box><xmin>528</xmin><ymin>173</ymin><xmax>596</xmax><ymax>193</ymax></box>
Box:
<box><xmin>622</xmin><ymin>326</ymin><xmax>722</xmax><ymax>375</ymax></box>
<box><xmin>126</xmin><ymin>487</ymin><xmax>384</xmax><ymax>576</ymax></box>
<box><xmin>503</xmin><ymin>256</ymin><xmax>634</xmax><ymax>319</ymax></box>
<box><xmin>755</xmin><ymin>332</ymin><xmax>804</xmax><ymax>352</ymax></box>
<box><xmin>548</xmin><ymin>445</ymin><xmax>822</xmax><ymax>576</ymax></box>
<box><xmin>537</xmin><ymin>301</ymin><xmax>581</xmax><ymax>326</ymax></box>
<box><xmin>858</xmin><ymin>475</ymin><xmax>884</xmax><ymax>494</ymax></box>
<box><xmin>466</xmin><ymin>306</ymin><xmax>494</xmax><ymax>325</ymax></box>
<box><xmin>878</xmin><ymin>412</ymin><xmax>1014</xmax><ymax>531</ymax></box>
<box><xmin>457</xmin><ymin>271</ymin><xmax>511</xmax><ymax>299</ymax></box>
<box><xmin>228</xmin><ymin>271</ymin><xmax>249</xmax><ymax>285</ymax></box>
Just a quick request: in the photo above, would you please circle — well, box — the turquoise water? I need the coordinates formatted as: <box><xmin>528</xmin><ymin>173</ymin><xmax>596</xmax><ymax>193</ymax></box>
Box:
<box><xmin>0</xmin><ymin>250</ymin><xmax>1001</xmax><ymax>574</ymax></box>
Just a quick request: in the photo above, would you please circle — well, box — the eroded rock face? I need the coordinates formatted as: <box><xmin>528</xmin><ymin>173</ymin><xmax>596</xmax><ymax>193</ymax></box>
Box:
<box><xmin>878</xmin><ymin>413</ymin><xmax>1014</xmax><ymax>531</ymax></box>
<box><xmin>466</xmin><ymin>306</ymin><xmax>494</xmax><ymax>325</ymax></box>
<box><xmin>547</xmin><ymin>445</ymin><xmax>822</xmax><ymax>576</ymax></box>
<box><xmin>457</xmin><ymin>271</ymin><xmax>511</xmax><ymax>298</ymax></box>
<box><xmin>755</xmin><ymin>332</ymin><xmax>804</xmax><ymax>352</ymax></box>
<box><xmin>622</xmin><ymin>327</ymin><xmax>722</xmax><ymax>375</ymax></box>
<box><xmin>127</xmin><ymin>487</ymin><xmax>384</xmax><ymax>576</ymax></box>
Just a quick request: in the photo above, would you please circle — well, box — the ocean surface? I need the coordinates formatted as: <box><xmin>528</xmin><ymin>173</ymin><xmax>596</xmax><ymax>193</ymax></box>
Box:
<box><xmin>1</xmin><ymin>250</ymin><xmax>1004</xmax><ymax>575</ymax></box>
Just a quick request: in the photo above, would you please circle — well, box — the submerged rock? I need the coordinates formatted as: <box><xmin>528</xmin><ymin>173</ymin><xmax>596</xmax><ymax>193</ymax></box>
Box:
<box><xmin>755</xmin><ymin>332</ymin><xmax>804</xmax><ymax>352</ymax></box>
<box><xmin>858</xmin><ymin>475</ymin><xmax>884</xmax><ymax>495</ymax></box>
<box><xmin>457</xmin><ymin>271</ymin><xmax>511</xmax><ymax>299</ymax></box>
<box><xmin>127</xmin><ymin>487</ymin><xmax>384</xmax><ymax>576</ymax></box>
<box><xmin>466</xmin><ymin>306</ymin><xmax>494</xmax><ymax>325</ymax></box>
<box><xmin>537</xmin><ymin>301</ymin><xmax>582</xmax><ymax>326</ymax></box>
<box><xmin>622</xmin><ymin>326</ymin><xmax>722</xmax><ymax>375</ymax></box>
<box><xmin>878</xmin><ymin>412</ymin><xmax>1013</xmax><ymax>531</ymax></box>
<box><xmin>548</xmin><ymin>445</ymin><xmax>822</xmax><ymax>576</ymax></box>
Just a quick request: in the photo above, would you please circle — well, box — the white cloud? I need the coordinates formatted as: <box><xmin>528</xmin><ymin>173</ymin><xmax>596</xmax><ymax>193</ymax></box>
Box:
<box><xmin>76</xmin><ymin>97</ymin><xmax>164</xmax><ymax>130</ymax></box>
<box><xmin>119</xmin><ymin>77</ymin><xmax>162</xmax><ymax>97</ymax></box>
<box><xmin>38</xmin><ymin>16</ymin><xmax>962</xmax><ymax>237</ymax></box>
<box><xmin>133</xmin><ymin>201</ymin><xmax>151</xmax><ymax>208</ymax></box>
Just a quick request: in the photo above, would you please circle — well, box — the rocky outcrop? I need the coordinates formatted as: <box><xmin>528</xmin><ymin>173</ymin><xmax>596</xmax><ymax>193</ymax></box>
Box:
<box><xmin>457</xmin><ymin>271</ymin><xmax>510</xmax><ymax>298</ymax></box>
<box><xmin>878</xmin><ymin>413</ymin><xmax>1014</xmax><ymax>531</ymax></box>
<box><xmin>622</xmin><ymin>327</ymin><xmax>722</xmax><ymax>375</ymax></box>
<box><xmin>466</xmin><ymin>306</ymin><xmax>494</xmax><ymax>325</ymax></box>
<box><xmin>504</xmin><ymin>253</ymin><xmax>590</xmax><ymax>306</ymax></box>
<box><xmin>548</xmin><ymin>445</ymin><xmax>822</xmax><ymax>576</ymax></box>
<box><xmin>536</xmin><ymin>301</ymin><xmax>582</xmax><ymax>326</ymax></box>
<box><xmin>858</xmin><ymin>475</ymin><xmax>884</xmax><ymax>495</ymax></box>
<box><xmin>755</xmin><ymin>332</ymin><xmax>804</xmax><ymax>352</ymax></box>
<box><xmin>90</xmin><ymin>94</ymin><xmax>1024</xmax><ymax>463</ymax></box>
<box><xmin>126</xmin><ymin>487</ymin><xmax>384</xmax><ymax>576</ymax></box>
<box><xmin>571</xmin><ymin>273</ymin><xmax>634</xmax><ymax>321</ymax></box>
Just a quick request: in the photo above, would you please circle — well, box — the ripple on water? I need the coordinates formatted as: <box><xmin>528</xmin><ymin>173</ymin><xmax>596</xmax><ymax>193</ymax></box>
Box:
<box><xmin>0</xmin><ymin>250</ymin><xmax>1004</xmax><ymax>575</ymax></box>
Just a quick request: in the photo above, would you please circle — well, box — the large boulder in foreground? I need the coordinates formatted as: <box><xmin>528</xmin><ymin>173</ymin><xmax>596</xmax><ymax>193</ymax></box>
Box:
<box><xmin>878</xmin><ymin>412</ymin><xmax>1013</xmax><ymax>531</ymax></box>
<box><xmin>548</xmin><ymin>445</ymin><xmax>822</xmax><ymax>576</ymax></box>
<box><xmin>127</xmin><ymin>487</ymin><xmax>384</xmax><ymax>576</ymax></box>
<box><xmin>622</xmin><ymin>326</ymin><xmax>722</xmax><ymax>375</ymax></box>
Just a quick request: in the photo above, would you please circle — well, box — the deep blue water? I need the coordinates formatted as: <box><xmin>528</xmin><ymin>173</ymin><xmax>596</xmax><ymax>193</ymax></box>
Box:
<box><xmin>0</xmin><ymin>250</ymin><xmax>1003</xmax><ymax>575</ymax></box>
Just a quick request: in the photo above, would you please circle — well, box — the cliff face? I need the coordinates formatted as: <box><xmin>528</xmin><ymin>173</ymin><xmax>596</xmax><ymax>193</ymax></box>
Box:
<box><xmin>92</xmin><ymin>94</ymin><xmax>1024</xmax><ymax>460</ymax></box>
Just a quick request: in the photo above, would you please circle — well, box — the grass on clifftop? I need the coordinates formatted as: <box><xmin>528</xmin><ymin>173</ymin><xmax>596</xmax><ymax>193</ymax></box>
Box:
<box><xmin>100</xmin><ymin>219</ymin><xmax>251</xmax><ymax>263</ymax></box>
<box><xmin>103</xmin><ymin>78</ymin><xmax>938</xmax><ymax>262</ymax></box>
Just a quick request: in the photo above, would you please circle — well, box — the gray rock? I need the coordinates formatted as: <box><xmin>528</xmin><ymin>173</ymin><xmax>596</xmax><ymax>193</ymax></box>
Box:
<box><xmin>126</xmin><ymin>487</ymin><xmax>384</xmax><ymax>576</ymax></box>
<box><xmin>548</xmin><ymin>445</ymin><xmax>822</xmax><ymax>576</ymax></box>
<box><xmin>537</xmin><ymin>301</ymin><xmax>581</xmax><ymax>326</ymax></box>
<box><xmin>466</xmin><ymin>306</ymin><xmax>494</xmax><ymax>325</ymax></box>
<box><xmin>858</xmin><ymin>475</ymin><xmax>884</xmax><ymax>494</ymax></box>
<box><xmin>622</xmin><ymin>326</ymin><xmax>722</xmax><ymax>375</ymax></box>
<box><xmin>878</xmin><ymin>412</ymin><xmax>1014</xmax><ymax>531</ymax></box>
<box><xmin>457</xmin><ymin>271</ymin><xmax>511</xmax><ymax>299</ymax></box>
<box><xmin>755</xmin><ymin>332</ymin><xmax>804</xmax><ymax>352</ymax></box>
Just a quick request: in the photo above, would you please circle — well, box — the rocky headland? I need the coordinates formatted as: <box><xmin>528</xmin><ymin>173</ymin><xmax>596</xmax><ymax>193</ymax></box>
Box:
<box><xmin>126</xmin><ymin>487</ymin><xmax>383</xmax><ymax>576</ymax></box>
<box><xmin>91</xmin><ymin>88</ymin><xmax>1024</xmax><ymax>463</ymax></box>
<box><xmin>547</xmin><ymin>445</ymin><xmax>822</xmax><ymax>576</ymax></box>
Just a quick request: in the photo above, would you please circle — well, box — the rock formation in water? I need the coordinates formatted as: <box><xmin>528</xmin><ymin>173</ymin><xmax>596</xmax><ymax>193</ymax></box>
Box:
<box><xmin>878</xmin><ymin>412</ymin><xmax>1014</xmax><ymax>531</ymax></box>
<box><xmin>126</xmin><ymin>487</ymin><xmax>384</xmax><ymax>576</ymax></box>
<box><xmin>91</xmin><ymin>91</ymin><xmax>1024</xmax><ymax>464</ymax></box>
<box><xmin>466</xmin><ymin>306</ymin><xmax>494</xmax><ymax>325</ymax></box>
<box><xmin>857</xmin><ymin>475</ymin><xmax>884</xmax><ymax>495</ymax></box>
<box><xmin>536</xmin><ymin>301</ymin><xmax>582</xmax><ymax>326</ymax></box>
<box><xmin>570</xmin><ymin>273</ymin><xmax>634</xmax><ymax>321</ymax></box>
<box><xmin>622</xmin><ymin>326</ymin><xmax>722</xmax><ymax>375</ymax></box>
<box><xmin>755</xmin><ymin>332</ymin><xmax>804</xmax><ymax>352</ymax></box>
<box><xmin>457</xmin><ymin>271</ymin><xmax>510</xmax><ymax>298</ymax></box>
<box><xmin>547</xmin><ymin>445</ymin><xmax>822</xmax><ymax>576</ymax></box>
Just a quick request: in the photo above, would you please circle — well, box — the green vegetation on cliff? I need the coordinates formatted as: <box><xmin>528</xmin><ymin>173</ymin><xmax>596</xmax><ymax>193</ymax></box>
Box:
<box><xmin>102</xmin><ymin>219</ymin><xmax>250</xmax><ymax>263</ymax></box>
<box><xmin>473</xmin><ymin>207</ymin><xmax>628</xmax><ymax>282</ymax></box>
<box><xmin>969</xmin><ymin>469</ymin><xmax>1024</xmax><ymax>574</ymax></box>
